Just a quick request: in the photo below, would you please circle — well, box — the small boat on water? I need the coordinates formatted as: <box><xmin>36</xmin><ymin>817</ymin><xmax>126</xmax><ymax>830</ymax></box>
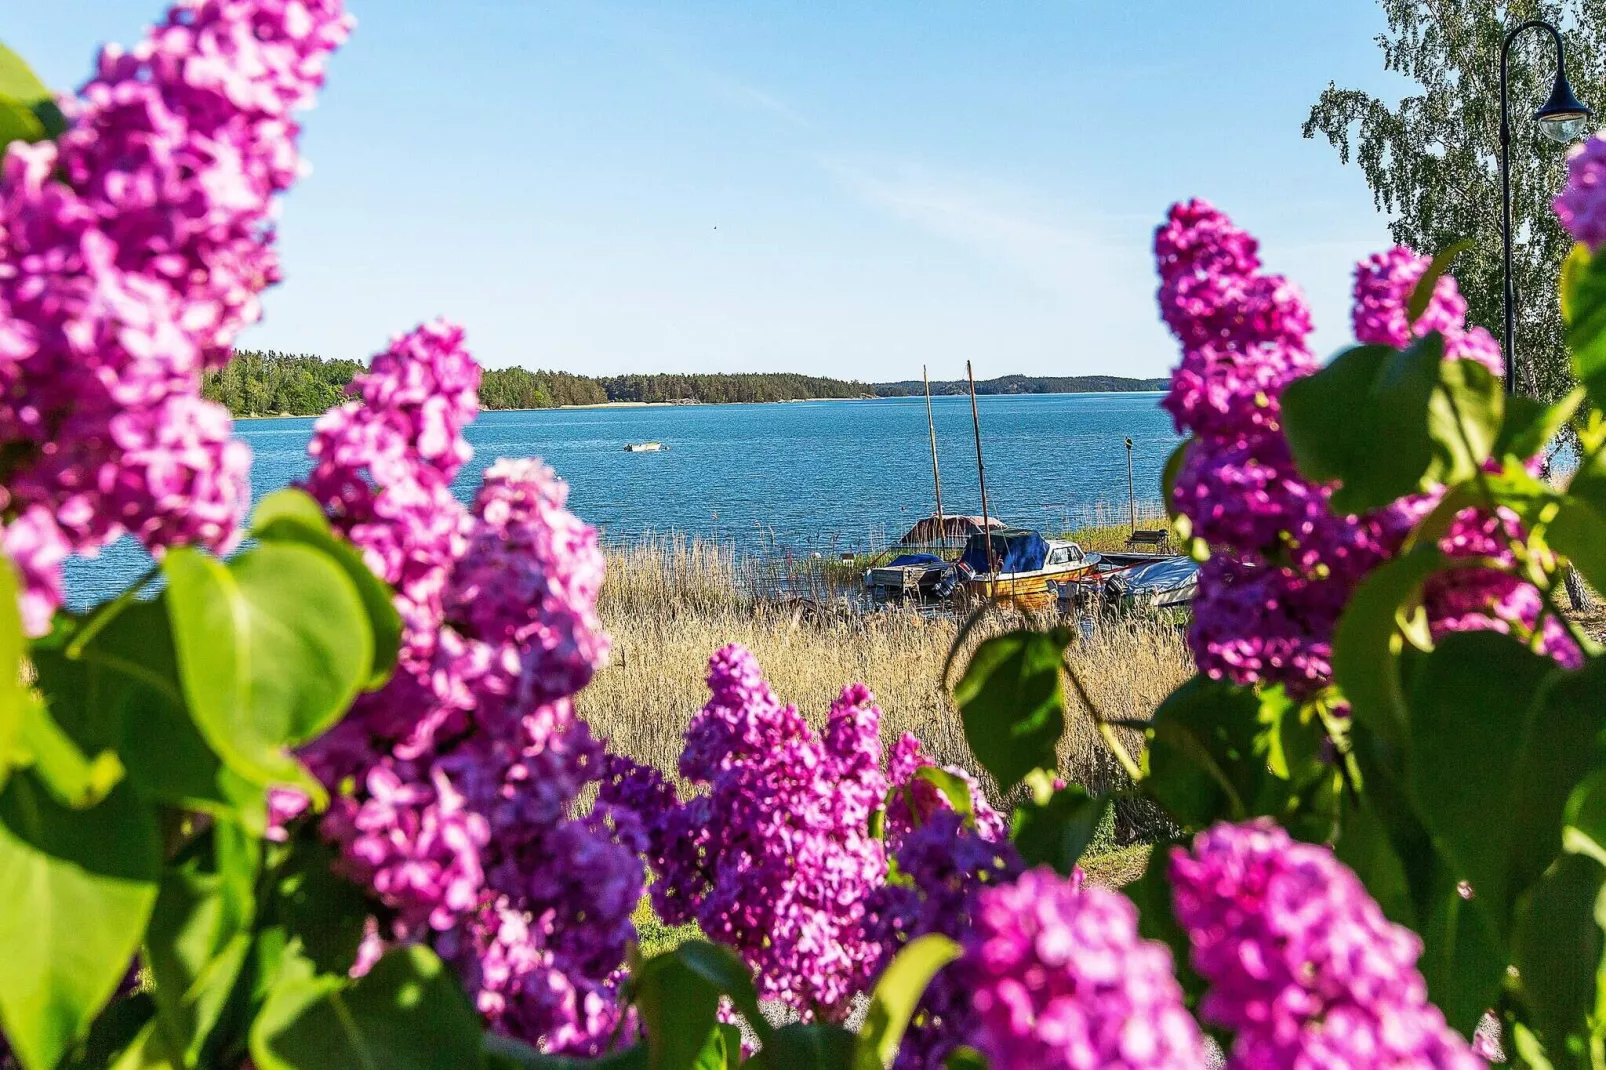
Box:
<box><xmin>956</xmin><ymin>528</ymin><xmax>1097</xmax><ymax>612</ymax></box>
<box><xmin>624</xmin><ymin>442</ymin><xmax>665</xmax><ymax>452</ymax></box>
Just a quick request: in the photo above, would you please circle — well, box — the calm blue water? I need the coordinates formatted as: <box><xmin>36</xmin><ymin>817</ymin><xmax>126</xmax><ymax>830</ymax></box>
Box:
<box><xmin>64</xmin><ymin>392</ymin><xmax>1180</xmax><ymax>607</ymax></box>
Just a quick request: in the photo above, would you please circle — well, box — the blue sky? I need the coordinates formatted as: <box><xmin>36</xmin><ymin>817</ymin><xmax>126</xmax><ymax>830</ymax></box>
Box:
<box><xmin>11</xmin><ymin>2</ymin><xmax>1415</xmax><ymax>381</ymax></box>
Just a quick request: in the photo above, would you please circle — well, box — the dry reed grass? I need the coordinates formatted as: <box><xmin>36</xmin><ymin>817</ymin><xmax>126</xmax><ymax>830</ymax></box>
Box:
<box><xmin>577</xmin><ymin>537</ymin><xmax>1193</xmax><ymax>808</ymax></box>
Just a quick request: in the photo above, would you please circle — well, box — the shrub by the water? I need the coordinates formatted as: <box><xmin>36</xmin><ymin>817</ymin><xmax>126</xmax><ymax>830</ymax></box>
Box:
<box><xmin>10</xmin><ymin>4</ymin><xmax>1606</xmax><ymax>1070</ymax></box>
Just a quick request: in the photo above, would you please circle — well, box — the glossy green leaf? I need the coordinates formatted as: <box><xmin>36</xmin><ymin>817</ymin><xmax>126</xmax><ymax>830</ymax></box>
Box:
<box><xmin>751</xmin><ymin>1023</ymin><xmax>854</xmax><ymax>1070</ymax></box>
<box><xmin>1565</xmin><ymin>242</ymin><xmax>1606</xmax><ymax>394</ymax></box>
<box><xmin>145</xmin><ymin>826</ymin><xmax>257</xmax><ymax>1067</ymax></box>
<box><xmin>14</xmin><ymin>694</ymin><xmax>124</xmax><ymax>808</ymax></box>
<box><xmin>251</xmin><ymin>490</ymin><xmax>401</xmax><ymax>690</ymax></box>
<box><xmin>942</xmin><ymin>1048</ymin><xmax>986</xmax><ymax>1070</ymax></box>
<box><xmin>267</xmin><ymin>826</ymin><xmax>372</xmax><ymax>976</ymax></box>
<box><xmin>1418</xmin><ymin>860</ymin><xmax>1508</xmax><ymax>1037</ymax></box>
<box><xmin>0</xmin><ymin>42</ymin><xmax>64</xmax><ymax>142</ymax></box>
<box><xmin>164</xmin><ymin>543</ymin><xmax>370</xmax><ymax>792</ymax></box>
<box><xmin>0</xmin><ymin>94</ymin><xmax>45</xmax><ymax>148</ymax></box>
<box><xmin>0</xmin><ymin>556</ymin><xmax>28</xmax><ymax>793</ymax></box>
<box><xmin>250</xmin><ymin>945</ymin><xmax>482</xmax><ymax>1070</ymax></box>
<box><xmin>1496</xmin><ymin>387</ymin><xmax>1586</xmax><ymax>462</ymax></box>
<box><xmin>1513</xmin><ymin>853</ymin><xmax>1606</xmax><ymax>1064</ymax></box>
<box><xmin>1143</xmin><ymin>675</ymin><xmax>1263</xmax><ymax>828</ymax></box>
<box><xmin>911</xmin><ymin>766</ymin><xmax>973</xmax><ymax>823</ymax></box>
<box><xmin>1331</xmin><ymin>547</ymin><xmax>1448</xmax><ymax>748</ymax></box>
<box><xmin>1405</xmin><ymin>240</ymin><xmax>1471</xmax><ymax>324</ymax></box>
<box><xmin>0</xmin><ymin>775</ymin><xmax>160</xmax><ymax>1070</ymax></box>
<box><xmin>951</xmin><ymin>627</ymin><xmax>1070</xmax><ymax>791</ymax></box>
<box><xmin>1335</xmin><ymin>794</ymin><xmax>1417</xmax><ymax>930</ymax></box>
<box><xmin>1408</xmin><ymin>633</ymin><xmax>1592</xmax><ymax>934</ymax></box>
<box><xmin>1283</xmin><ymin>334</ymin><xmax>1500</xmax><ymax>513</ymax></box>
<box><xmin>665</xmin><ymin>940</ymin><xmax>771</xmax><ymax>1047</ymax></box>
<box><xmin>856</xmin><ymin>934</ymin><xmax>961</xmax><ymax>1070</ymax></box>
<box><xmin>1009</xmin><ymin>784</ymin><xmax>1109</xmax><ymax>876</ymax></box>
<box><xmin>634</xmin><ymin>947</ymin><xmax>721</xmax><ymax>1070</ymax></box>
<box><xmin>1549</xmin><ymin>498</ymin><xmax>1606</xmax><ymax>598</ymax></box>
<box><xmin>33</xmin><ymin>600</ymin><xmax>268</xmax><ymax>833</ymax></box>
<box><xmin>59</xmin><ymin>992</ymin><xmax>157</xmax><ymax>1070</ymax></box>
<box><xmin>1561</xmin><ymin>242</ymin><xmax>1591</xmax><ymax>324</ymax></box>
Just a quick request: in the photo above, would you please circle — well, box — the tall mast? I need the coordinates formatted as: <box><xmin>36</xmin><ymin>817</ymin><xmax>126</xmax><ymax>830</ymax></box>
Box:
<box><xmin>967</xmin><ymin>360</ymin><xmax>997</xmax><ymax>584</ymax></box>
<box><xmin>923</xmin><ymin>365</ymin><xmax>945</xmax><ymax>543</ymax></box>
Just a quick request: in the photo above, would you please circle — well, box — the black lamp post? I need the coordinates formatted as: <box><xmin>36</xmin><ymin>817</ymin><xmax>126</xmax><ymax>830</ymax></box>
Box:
<box><xmin>1500</xmin><ymin>19</ymin><xmax>1593</xmax><ymax>395</ymax></box>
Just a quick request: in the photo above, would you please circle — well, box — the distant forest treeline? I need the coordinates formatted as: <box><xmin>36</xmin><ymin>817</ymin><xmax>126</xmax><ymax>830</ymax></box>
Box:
<box><xmin>871</xmin><ymin>373</ymin><xmax>1169</xmax><ymax>396</ymax></box>
<box><xmin>203</xmin><ymin>351</ymin><xmax>1157</xmax><ymax>417</ymax></box>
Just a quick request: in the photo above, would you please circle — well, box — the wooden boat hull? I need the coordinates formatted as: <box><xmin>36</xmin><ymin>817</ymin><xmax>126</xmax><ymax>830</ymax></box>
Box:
<box><xmin>962</xmin><ymin>564</ymin><xmax>1096</xmax><ymax>611</ymax></box>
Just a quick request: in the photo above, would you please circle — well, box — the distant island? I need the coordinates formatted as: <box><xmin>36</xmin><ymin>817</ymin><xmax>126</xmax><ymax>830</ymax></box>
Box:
<box><xmin>203</xmin><ymin>350</ymin><xmax>1165</xmax><ymax>418</ymax></box>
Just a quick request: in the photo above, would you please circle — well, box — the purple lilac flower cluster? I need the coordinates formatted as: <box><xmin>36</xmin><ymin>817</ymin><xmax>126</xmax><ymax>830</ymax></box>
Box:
<box><xmin>297</xmin><ymin>323</ymin><xmax>637</xmax><ymax>1052</ymax></box>
<box><xmin>964</xmin><ymin>867</ymin><xmax>1207</xmax><ymax>1070</ymax></box>
<box><xmin>0</xmin><ymin>0</ymin><xmax>352</xmax><ymax>633</ymax></box>
<box><xmin>603</xmin><ymin>647</ymin><xmax>889</xmax><ymax>1019</ymax></box>
<box><xmin>1157</xmin><ymin>200</ymin><xmax>1398</xmax><ymax>693</ymax></box>
<box><xmin>1170</xmin><ymin>821</ymin><xmax>1483</xmax><ymax>1069</ymax></box>
<box><xmin>1557</xmin><ymin>132</ymin><xmax>1606</xmax><ymax>253</ymax></box>
<box><xmin>1160</xmin><ymin>200</ymin><xmax>1577</xmax><ymax>690</ymax></box>
<box><xmin>1350</xmin><ymin>252</ymin><xmax>1578</xmax><ymax>665</ymax></box>
<box><xmin>865</xmin><ymin>804</ymin><xmax>1021</xmax><ymax>1070</ymax></box>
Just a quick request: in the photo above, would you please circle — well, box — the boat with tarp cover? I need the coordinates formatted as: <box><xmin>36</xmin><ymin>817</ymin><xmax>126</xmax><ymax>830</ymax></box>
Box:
<box><xmin>956</xmin><ymin>528</ymin><xmax>1095</xmax><ymax>611</ymax></box>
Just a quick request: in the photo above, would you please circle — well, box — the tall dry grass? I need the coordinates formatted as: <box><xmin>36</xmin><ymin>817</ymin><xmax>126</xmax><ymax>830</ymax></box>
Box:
<box><xmin>576</xmin><ymin>537</ymin><xmax>1193</xmax><ymax>805</ymax></box>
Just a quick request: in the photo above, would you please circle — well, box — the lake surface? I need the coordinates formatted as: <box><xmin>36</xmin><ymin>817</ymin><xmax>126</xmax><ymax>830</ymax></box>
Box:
<box><xmin>65</xmin><ymin>392</ymin><xmax>1180</xmax><ymax>607</ymax></box>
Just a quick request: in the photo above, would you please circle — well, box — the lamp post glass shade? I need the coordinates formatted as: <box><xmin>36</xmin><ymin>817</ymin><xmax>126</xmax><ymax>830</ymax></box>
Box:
<box><xmin>1536</xmin><ymin>73</ymin><xmax>1593</xmax><ymax>144</ymax></box>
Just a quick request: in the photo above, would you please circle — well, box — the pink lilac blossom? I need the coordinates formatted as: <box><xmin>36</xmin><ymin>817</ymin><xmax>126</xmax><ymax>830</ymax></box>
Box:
<box><xmin>1557</xmin><ymin>132</ymin><xmax>1606</xmax><ymax>252</ymax></box>
<box><xmin>297</xmin><ymin>324</ymin><xmax>636</xmax><ymax>1052</ymax></box>
<box><xmin>883</xmin><ymin>731</ymin><xmax>1007</xmax><ymax>844</ymax></box>
<box><xmin>965</xmin><ymin>867</ymin><xmax>1207</xmax><ymax>1070</ymax></box>
<box><xmin>604</xmin><ymin>648</ymin><xmax>891</xmax><ymax>1020</ymax></box>
<box><xmin>1170</xmin><ymin>821</ymin><xmax>1483</xmax><ymax>1070</ymax></box>
<box><xmin>0</xmin><ymin>0</ymin><xmax>352</xmax><ymax>630</ymax></box>
<box><xmin>1158</xmin><ymin>201</ymin><xmax>1572</xmax><ymax>690</ymax></box>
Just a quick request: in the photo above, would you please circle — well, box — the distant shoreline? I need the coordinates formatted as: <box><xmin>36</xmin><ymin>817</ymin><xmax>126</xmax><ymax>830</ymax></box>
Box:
<box><xmin>231</xmin><ymin>389</ymin><xmax>1163</xmax><ymax>422</ymax></box>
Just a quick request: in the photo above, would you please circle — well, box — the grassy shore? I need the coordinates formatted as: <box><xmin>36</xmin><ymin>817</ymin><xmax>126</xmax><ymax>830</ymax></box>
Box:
<box><xmin>577</xmin><ymin>534</ymin><xmax>1189</xmax><ymax>808</ymax></box>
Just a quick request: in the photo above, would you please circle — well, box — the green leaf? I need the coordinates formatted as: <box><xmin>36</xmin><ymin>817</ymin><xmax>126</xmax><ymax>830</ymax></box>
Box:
<box><xmin>0</xmin><ymin>774</ymin><xmax>160</xmax><ymax>1070</ymax></box>
<box><xmin>751</xmin><ymin>1024</ymin><xmax>854</xmax><ymax>1070</ymax></box>
<box><xmin>164</xmin><ymin>543</ymin><xmax>370</xmax><ymax>792</ymax></box>
<box><xmin>0</xmin><ymin>42</ymin><xmax>64</xmax><ymax>143</ymax></box>
<box><xmin>664</xmin><ymin>940</ymin><xmax>771</xmax><ymax>1047</ymax></box>
<box><xmin>1513</xmin><ymin>853</ymin><xmax>1606</xmax><ymax>1063</ymax></box>
<box><xmin>633</xmin><ymin>941</ymin><xmax>763</xmax><ymax>1070</ymax></box>
<box><xmin>1495</xmin><ymin>387</ymin><xmax>1586</xmax><ymax>462</ymax></box>
<box><xmin>1335</xmin><ymin>793</ymin><xmax>1418</xmax><ymax>930</ymax></box>
<box><xmin>249</xmin><ymin>945</ymin><xmax>483</xmax><ymax>1070</ymax></box>
<box><xmin>1549</xmin><ymin>498</ymin><xmax>1606</xmax><ymax>598</ymax></box>
<box><xmin>942</xmin><ymin>1048</ymin><xmax>986</xmax><ymax>1070</ymax></box>
<box><xmin>145</xmin><ymin>826</ymin><xmax>257</xmax><ymax>1067</ymax></box>
<box><xmin>0</xmin><ymin>555</ymin><xmax>29</xmax><ymax>793</ymax></box>
<box><xmin>1009</xmin><ymin>784</ymin><xmax>1109</xmax><ymax>876</ymax></box>
<box><xmin>1408</xmin><ymin>633</ymin><xmax>1593</xmax><ymax>934</ymax></box>
<box><xmin>267</xmin><ymin>825</ymin><xmax>372</xmax><ymax>976</ymax></box>
<box><xmin>1143</xmin><ymin>676</ymin><xmax>1263</xmax><ymax>828</ymax></box>
<box><xmin>951</xmin><ymin>628</ymin><xmax>1070</xmax><ymax>791</ymax></box>
<box><xmin>911</xmin><ymin>766</ymin><xmax>974</xmax><ymax>823</ymax></box>
<box><xmin>1565</xmin><ymin>243</ymin><xmax>1606</xmax><ymax>395</ymax></box>
<box><xmin>59</xmin><ymin>993</ymin><xmax>157</xmax><ymax>1070</ymax></box>
<box><xmin>1331</xmin><ymin>547</ymin><xmax>1448</xmax><ymax>748</ymax></box>
<box><xmin>1283</xmin><ymin>335</ymin><xmax>1500</xmax><ymax>513</ymax></box>
<box><xmin>1418</xmin><ymin>860</ymin><xmax>1508</xmax><ymax>1037</ymax></box>
<box><xmin>1406</xmin><ymin>239</ymin><xmax>1472</xmax><ymax>324</ymax></box>
<box><xmin>251</xmin><ymin>490</ymin><xmax>401</xmax><ymax>691</ymax></box>
<box><xmin>33</xmin><ymin>600</ymin><xmax>268</xmax><ymax>833</ymax></box>
<box><xmin>1561</xmin><ymin>242</ymin><xmax>1592</xmax><ymax>325</ymax></box>
<box><xmin>0</xmin><ymin>94</ymin><xmax>45</xmax><ymax>148</ymax></box>
<box><xmin>856</xmin><ymin>934</ymin><xmax>961</xmax><ymax>1070</ymax></box>
<box><xmin>14</xmin><ymin>694</ymin><xmax>124</xmax><ymax>808</ymax></box>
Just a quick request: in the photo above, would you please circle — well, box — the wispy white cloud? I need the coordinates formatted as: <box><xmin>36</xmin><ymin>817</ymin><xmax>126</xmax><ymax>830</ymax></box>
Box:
<box><xmin>819</xmin><ymin>158</ymin><xmax>1149</xmax><ymax>299</ymax></box>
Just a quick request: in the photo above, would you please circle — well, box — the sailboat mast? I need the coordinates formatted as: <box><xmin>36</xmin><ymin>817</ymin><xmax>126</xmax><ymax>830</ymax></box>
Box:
<box><xmin>967</xmin><ymin>360</ymin><xmax>997</xmax><ymax>583</ymax></box>
<box><xmin>923</xmin><ymin>365</ymin><xmax>945</xmax><ymax>543</ymax></box>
